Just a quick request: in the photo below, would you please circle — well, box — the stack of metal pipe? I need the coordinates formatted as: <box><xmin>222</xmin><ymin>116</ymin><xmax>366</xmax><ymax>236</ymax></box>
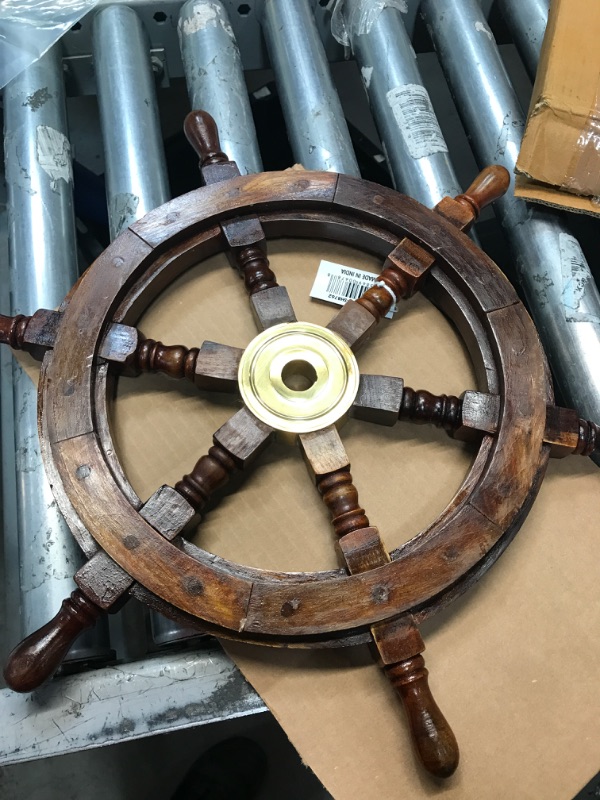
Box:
<box><xmin>3</xmin><ymin>46</ymin><xmax>112</xmax><ymax>667</ymax></box>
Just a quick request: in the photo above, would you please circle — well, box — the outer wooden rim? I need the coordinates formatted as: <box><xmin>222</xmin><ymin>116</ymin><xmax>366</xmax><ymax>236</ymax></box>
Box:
<box><xmin>39</xmin><ymin>172</ymin><xmax>552</xmax><ymax>642</ymax></box>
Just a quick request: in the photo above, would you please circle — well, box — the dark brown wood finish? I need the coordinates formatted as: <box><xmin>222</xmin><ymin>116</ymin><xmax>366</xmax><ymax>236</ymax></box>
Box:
<box><xmin>435</xmin><ymin>165</ymin><xmax>510</xmax><ymax>232</ymax></box>
<box><xmin>372</xmin><ymin>617</ymin><xmax>459</xmax><ymax>778</ymax></box>
<box><xmin>5</xmin><ymin>152</ymin><xmax>594</xmax><ymax>767</ymax></box>
<box><xmin>352</xmin><ymin>376</ymin><xmax>500</xmax><ymax>441</ymax></box>
<box><xmin>0</xmin><ymin>309</ymin><xmax>62</xmax><ymax>360</ymax></box>
<box><xmin>184</xmin><ymin>110</ymin><xmax>280</xmax><ymax>299</ymax></box>
<box><xmin>300</xmin><ymin>427</ymin><xmax>371</xmax><ymax>539</ymax></box>
<box><xmin>125</xmin><ymin>338</ymin><xmax>200</xmax><ymax>380</ymax></box>
<box><xmin>37</xmin><ymin>171</ymin><xmax>556</xmax><ymax>641</ymax></box>
<box><xmin>399</xmin><ymin>387</ymin><xmax>463</xmax><ymax>433</ymax></box>
<box><xmin>352</xmin><ymin>375</ymin><xmax>404</xmax><ymax>426</ymax></box>
<box><xmin>3</xmin><ymin>589</ymin><xmax>103</xmax><ymax>693</ymax></box>
<box><xmin>175</xmin><ymin>444</ymin><xmax>237</xmax><ymax>514</ymax></box>
<box><xmin>545</xmin><ymin>405</ymin><xmax>600</xmax><ymax>458</ymax></box>
<box><xmin>318</xmin><ymin>470</ymin><xmax>371</xmax><ymax>539</ymax></box>
<box><xmin>176</xmin><ymin>408</ymin><xmax>273</xmax><ymax>513</ymax></box>
<box><xmin>0</xmin><ymin>313</ymin><xmax>31</xmax><ymax>348</ymax></box>
<box><xmin>183</xmin><ymin>109</ymin><xmax>229</xmax><ymax>167</ymax></box>
<box><xmin>193</xmin><ymin>341</ymin><xmax>243</xmax><ymax>392</ymax></box>
<box><xmin>301</xmin><ymin>426</ymin><xmax>459</xmax><ymax>777</ymax></box>
<box><xmin>356</xmin><ymin>239</ymin><xmax>436</xmax><ymax>323</ymax></box>
<box><xmin>4</xmin><ymin>143</ymin><xmax>597</xmax><ymax>780</ymax></box>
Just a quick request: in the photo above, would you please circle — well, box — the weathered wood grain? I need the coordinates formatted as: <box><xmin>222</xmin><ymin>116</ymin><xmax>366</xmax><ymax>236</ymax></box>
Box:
<box><xmin>326</xmin><ymin>300</ymin><xmax>378</xmax><ymax>350</ymax></box>
<box><xmin>352</xmin><ymin>375</ymin><xmax>404</xmax><ymax>426</ymax></box>
<box><xmin>250</xmin><ymin>285</ymin><xmax>297</xmax><ymax>330</ymax></box>
<box><xmin>35</xmin><ymin>167</ymin><xmax>553</xmax><ymax>651</ymax></box>
<box><xmin>194</xmin><ymin>341</ymin><xmax>243</xmax><ymax>392</ymax></box>
<box><xmin>140</xmin><ymin>485</ymin><xmax>195</xmax><ymax>540</ymax></box>
<box><xmin>75</xmin><ymin>550</ymin><xmax>133</xmax><ymax>609</ymax></box>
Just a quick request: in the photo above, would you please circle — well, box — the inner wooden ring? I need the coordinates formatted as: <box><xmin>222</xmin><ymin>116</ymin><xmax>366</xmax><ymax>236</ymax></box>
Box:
<box><xmin>39</xmin><ymin>172</ymin><xmax>552</xmax><ymax>644</ymax></box>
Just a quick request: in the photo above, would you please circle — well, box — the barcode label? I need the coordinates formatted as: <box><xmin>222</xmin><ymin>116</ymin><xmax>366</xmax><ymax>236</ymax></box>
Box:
<box><xmin>386</xmin><ymin>84</ymin><xmax>448</xmax><ymax>160</ymax></box>
<box><xmin>310</xmin><ymin>260</ymin><xmax>397</xmax><ymax>319</ymax></box>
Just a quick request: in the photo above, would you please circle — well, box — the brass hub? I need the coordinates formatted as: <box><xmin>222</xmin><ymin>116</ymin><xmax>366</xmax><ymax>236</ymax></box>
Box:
<box><xmin>238</xmin><ymin>322</ymin><xmax>359</xmax><ymax>435</ymax></box>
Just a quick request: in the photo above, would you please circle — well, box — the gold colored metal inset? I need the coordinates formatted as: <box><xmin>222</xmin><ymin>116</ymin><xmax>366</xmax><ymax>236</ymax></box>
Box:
<box><xmin>239</xmin><ymin>322</ymin><xmax>359</xmax><ymax>435</ymax></box>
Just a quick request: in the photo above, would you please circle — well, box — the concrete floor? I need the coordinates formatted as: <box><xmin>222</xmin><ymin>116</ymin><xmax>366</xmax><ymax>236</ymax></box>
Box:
<box><xmin>0</xmin><ymin>711</ymin><xmax>332</xmax><ymax>800</ymax></box>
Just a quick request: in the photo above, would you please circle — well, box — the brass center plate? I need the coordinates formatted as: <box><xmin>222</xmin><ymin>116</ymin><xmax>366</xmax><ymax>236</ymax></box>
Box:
<box><xmin>239</xmin><ymin>322</ymin><xmax>359</xmax><ymax>434</ymax></box>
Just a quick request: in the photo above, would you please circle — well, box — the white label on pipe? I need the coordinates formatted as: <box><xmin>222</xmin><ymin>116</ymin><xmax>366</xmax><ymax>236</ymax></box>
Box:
<box><xmin>310</xmin><ymin>260</ymin><xmax>397</xmax><ymax>319</ymax></box>
<box><xmin>36</xmin><ymin>125</ymin><xmax>73</xmax><ymax>190</ymax></box>
<box><xmin>178</xmin><ymin>3</ymin><xmax>234</xmax><ymax>38</ymax></box>
<box><xmin>559</xmin><ymin>233</ymin><xmax>600</xmax><ymax>324</ymax></box>
<box><xmin>386</xmin><ymin>84</ymin><xmax>448</xmax><ymax>159</ymax></box>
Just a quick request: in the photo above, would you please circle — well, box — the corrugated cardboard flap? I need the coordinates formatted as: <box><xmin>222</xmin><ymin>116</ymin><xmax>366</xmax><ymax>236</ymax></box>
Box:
<box><xmin>516</xmin><ymin>0</ymin><xmax>600</xmax><ymax>211</ymax></box>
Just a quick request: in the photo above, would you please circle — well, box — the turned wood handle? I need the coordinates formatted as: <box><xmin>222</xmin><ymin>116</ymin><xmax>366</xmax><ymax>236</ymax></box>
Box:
<box><xmin>456</xmin><ymin>165</ymin><xmax>510</xmax><ymax>219</ymax></box>
<box><xmin>183</xmin><ymin>110</ymin><xmax>228</xmax><ymax>166</ymax></box>
<box><xmin>386</xmin><ymin>654</ymin><xmax>459</xmax><ymax>778</ymax></box>
<box><xmin>0</xmin><ymin>313</ymin><xmax>29</xmax><ymax>349</ymax></box>
<box><xmin>3</xmin><ymin>589</ymin><xmax>102</xmax><ymax>693</ymax></box>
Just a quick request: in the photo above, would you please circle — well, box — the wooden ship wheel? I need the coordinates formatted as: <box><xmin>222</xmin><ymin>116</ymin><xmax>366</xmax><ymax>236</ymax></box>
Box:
<box><xmin>1</xmin><ymin>111</ymin><xmax>599</xmax><ymax>779</ymax></box>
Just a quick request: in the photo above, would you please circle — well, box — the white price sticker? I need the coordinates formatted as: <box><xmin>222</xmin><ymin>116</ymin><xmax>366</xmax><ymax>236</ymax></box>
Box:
<box><xmin>310</xmin><ymin>260</ymin><xmax>397</xmax><ymax>319</ymax></box>
<box><xmin>386</xmin><ymin>83</ymin><xmax>448</xmax><ymax>160</ymax></box>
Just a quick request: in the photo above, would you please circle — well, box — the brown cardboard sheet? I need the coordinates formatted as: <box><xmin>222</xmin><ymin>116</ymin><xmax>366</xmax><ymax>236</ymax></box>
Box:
<box><xmin>22</xmin><ymin>238</ymin><xmax>600</xmax><ymax>797</ymax></box>
<box><xmin>515</xmin><ymin>0</ymin><xmax>600</xmax><ymax>217</ymax></box>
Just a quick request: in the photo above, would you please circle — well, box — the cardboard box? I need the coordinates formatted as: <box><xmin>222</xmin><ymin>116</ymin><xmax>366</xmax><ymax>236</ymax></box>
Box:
<box><xmin>515</xmin><ymin>0</ymin><xmax>600</xmax><ymax>216</ymax></box>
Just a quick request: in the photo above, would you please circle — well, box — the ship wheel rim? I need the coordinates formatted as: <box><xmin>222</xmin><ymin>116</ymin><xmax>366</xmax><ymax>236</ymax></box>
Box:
<box><xmin>39</xmin><ymin>171</ymin><xmax>552</xmax><ymax>645</ymax></box>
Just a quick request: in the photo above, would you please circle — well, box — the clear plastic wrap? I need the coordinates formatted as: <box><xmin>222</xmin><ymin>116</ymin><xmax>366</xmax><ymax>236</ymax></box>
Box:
<box><xmin>330</xmin><ymin>0</ymin><xmax>408</xmax><ymax>47</ymax></box>
<box><xmin>0</xmin><ymin>0</ymin><xmax>100</xmax><ymax>89</ymax></box>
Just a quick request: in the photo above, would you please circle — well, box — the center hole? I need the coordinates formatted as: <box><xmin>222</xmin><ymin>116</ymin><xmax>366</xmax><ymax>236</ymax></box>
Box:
<box><xmin>281</xmin><ymin>359</ymin><xmax>318</xmax><ymax>392</ymax></box>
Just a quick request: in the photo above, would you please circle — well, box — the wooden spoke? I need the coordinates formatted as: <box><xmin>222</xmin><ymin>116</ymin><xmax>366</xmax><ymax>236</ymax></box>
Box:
<box><xmin>371</xmin><ymin>617</ymin><xmax>460</xmax><ymax>778</ymax></box>
<box><xmin>327</xmin><ymin>170</ymin><xmax>509</xmax><ymax>352</ymax></box>
<box><xmin>299</xmin><ymin>425</ymin><xmax>371</xmax><ymax>540</ymax></box>
<box><xmin>175</xmin><ymin>406</ymin><xmax>274</xmax><ymax>514</ymax></box>
<box><xmin>0</xmin><ymin>312</ymin><xmax>33</xmax><ymax>348</ymax></box>
<box><xmin>250</xmin><ymin>284</ymin><xmax>297</xmax><ymax>330</ymax></box>
<box><xmin>399</xmin><ymin>387</ymin><xmax>465</xmax><ymax>436</ymax></box>
<box><xmin>4</xmin><ymin>589</ymin><xmax>103</xmax><ymax>693</ymax></box>
<box><xmin>300</xmin><ymin>424</ymin><xmax>459</xmax><ymax>778</ymax></box>
<box><xmin>326</xmin><ymin>300</ymin><xmax>380</xmax><ymax>351</ymax></box>
<box><xmin>352</xmin><ymin>375</ymin><xmax>501</xmax><ymax>441</ymax></box>
<box><xmin>185</xmin><ymin>109</ymin><xmax>291</xmax><ymax>314</ymax></box>
<box><xmin>352</xmin><ymin>374</ymin><xmax>404</xmax><ymax>426</ymax></box>
<box><xmin>544</xmin><ymin>405</ymin><xmax>600</xmax><ymax>459</ymax></box>
<box><xmin>0</xmin><ymin>309</ymin><xmax>61</xmax><ymax>359</ymax></box>
<box><xmin>326</xmin><ymin>239</ymin><xmax>435</xmax><ymax>351</ymax></box>
<box><xmin>73</xmin><ymin>485</ymin><xmax>198</xmax><ymax>618</ymax></box>
<box><xmin>193</xmin><ymin>341</ymin><xmax>244</xmax><ymax>392</ymax></box>
<box><xmin>119</xmin><ymin>335</ymin><xmax>243</xmax><ymax>393</ymax></box>
<box><xmin>434</xmin><ymin>165</ymin><xmax>510</xmax><ymax>232</ymax></box>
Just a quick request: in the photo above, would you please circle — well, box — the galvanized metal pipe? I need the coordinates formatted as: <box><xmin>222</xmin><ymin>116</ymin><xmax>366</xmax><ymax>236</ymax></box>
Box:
<box><xmin>421</xmin><ymin>0</ymin><xmax>600</xmax><ymax>452</ymax></box>
<box><xmin>0</xmin><ymin>201</ymin><xmax>20</xmax><ymax>665</ymax></box>
<box><xmin>498</xmin><ymin>0</ymin><xmax>549</xmax><ymax>82</ymax></box>
<box><xmin>262</xmin><ymin>0</ymin><xmax>360</xmax><ymax>175</ymax></box>
<box><xmin>92</xmin><ymin>5</ymin><xmax>170</xmax><ymax>239</ymax></box>
<box><xmin>341</xmin><ymin>0</ymin><xmax>461</xmax><ymax>204</ymax></box>
<box><xmin>94</xmin><ymin>6</ymin><xmax>202</xmax><ymax>647</ymax></box>
<box><xmin>178</xmin><ymin>0</ymin><xmax>263</xmax><ymax>174</ymax></box>
<box><xmin>3</xmin><ymin>46</ymin><xmax>113</xmax><ymax>656</ymax></box>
